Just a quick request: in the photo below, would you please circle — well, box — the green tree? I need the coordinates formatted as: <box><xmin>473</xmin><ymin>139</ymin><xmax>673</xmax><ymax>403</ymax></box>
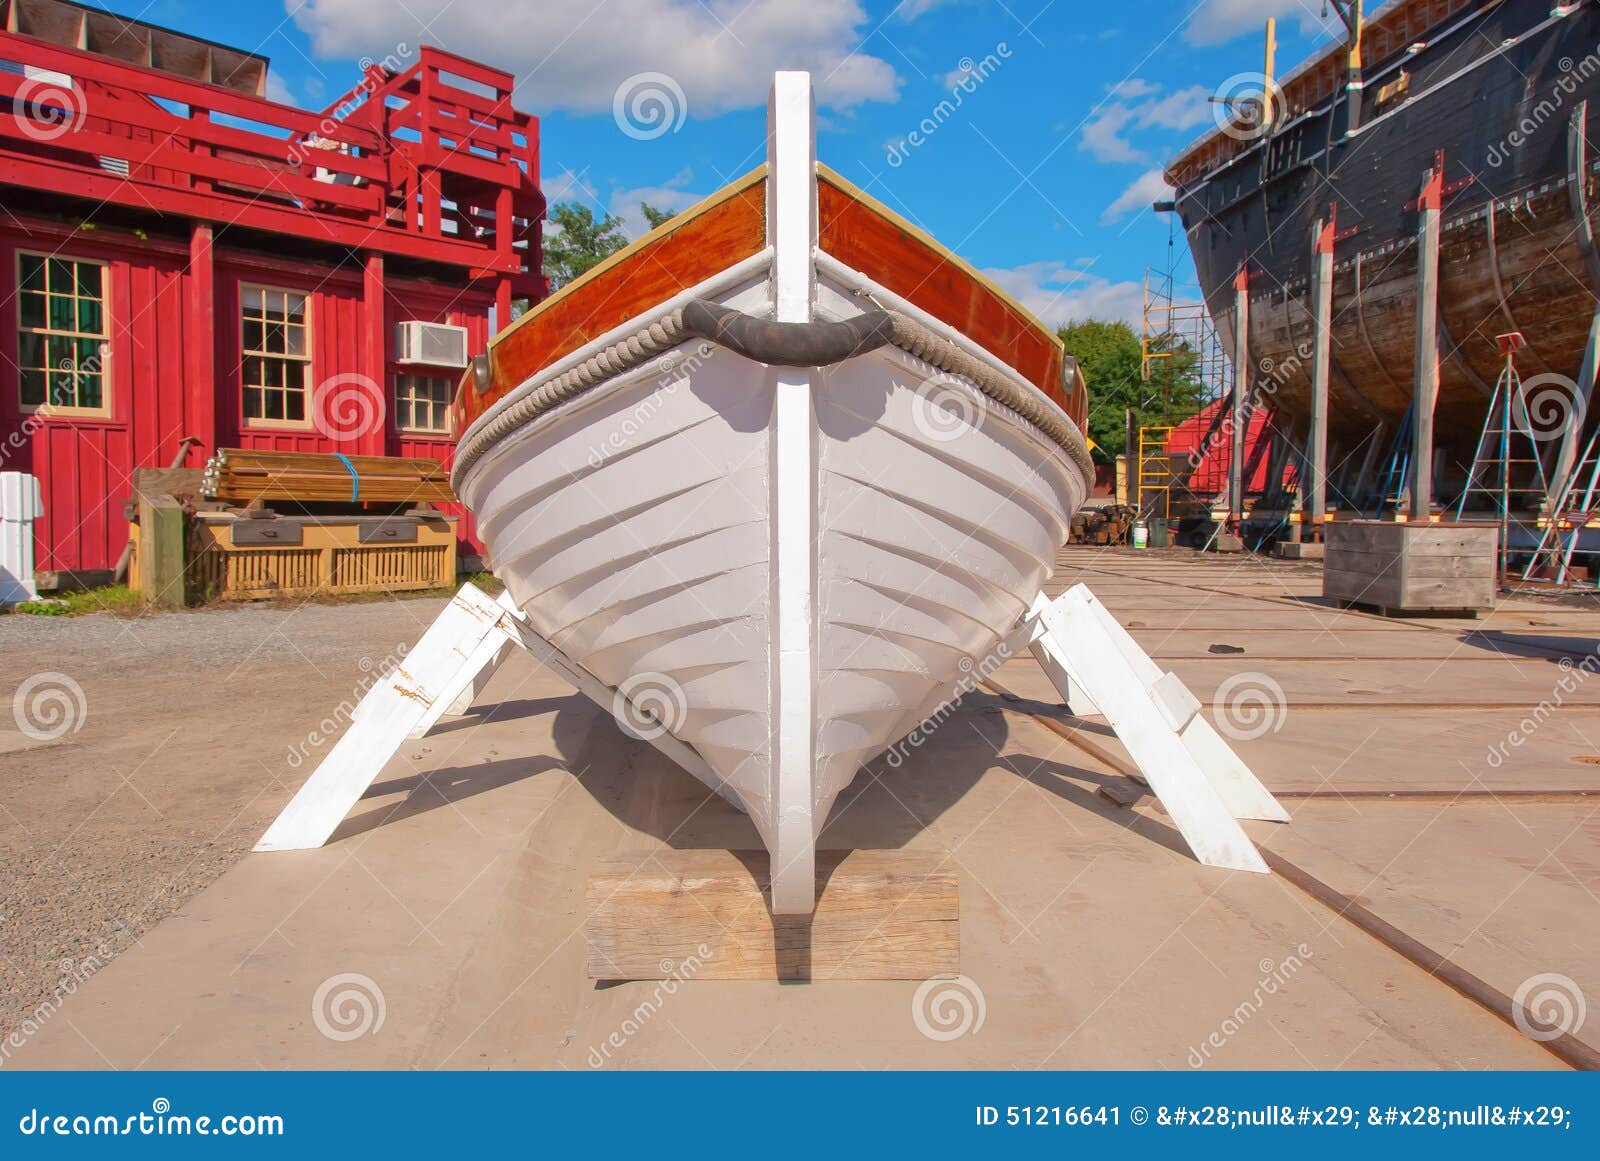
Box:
<box><xmin>543</xmin><ymin>203</ymin><xmax>629</xmax><ymax>289</ymax></box>
<box><xmin>1059</xmin><ymin>318</ymin><xmax>1205</xmax><ymax>461</ymax></box>
<box><xmin>640</xmin><ymin>201</ymin><xmax>677</xmax><ymax>230</ymax></box>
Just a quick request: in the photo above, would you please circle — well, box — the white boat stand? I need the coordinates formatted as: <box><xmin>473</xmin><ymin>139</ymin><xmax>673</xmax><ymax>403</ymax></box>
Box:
<box><xmin>256</xmin><ymin>581</ymin><xmax>1286</xmax><ymax>890</ymax></box>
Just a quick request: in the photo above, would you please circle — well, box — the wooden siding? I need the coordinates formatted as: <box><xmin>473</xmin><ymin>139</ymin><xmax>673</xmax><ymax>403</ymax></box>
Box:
<box><xmin>0</xmin><ymin>218</ymin><xmax>493</xmax><ymax>572</ymax></box>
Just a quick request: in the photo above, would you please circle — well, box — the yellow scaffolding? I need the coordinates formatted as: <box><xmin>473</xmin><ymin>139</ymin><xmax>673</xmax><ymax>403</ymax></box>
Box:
<box><xmin>1136</xmin><ymin>425</ymin><xmax>1177</xmax><ymax>519</ymax></box>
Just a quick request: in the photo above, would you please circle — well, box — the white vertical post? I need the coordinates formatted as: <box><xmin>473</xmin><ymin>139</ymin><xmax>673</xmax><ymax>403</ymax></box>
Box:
<box><xmin>1230</xmin><ymin>267</ymin><xmax>1250</xmax><ymax>528</ymax></box>
<box><xmin>766</xmin><ymin>71</ymin><xmax>819</xmax><ymax>915</ymax></box>
<box><xmin>1309</xmin><ymin>214</ymin><xmax>1335</xmax><ymax>539</ymax></box>
<box><xmin>1412</xmin><ymin>161</ymin><xmax>1442</xmax><ymax>520</ymax></box>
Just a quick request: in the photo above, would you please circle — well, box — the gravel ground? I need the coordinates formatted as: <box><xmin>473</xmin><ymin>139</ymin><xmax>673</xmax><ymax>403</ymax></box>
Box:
<box><xmin>0</xmin><ymin>595</ymin><xmax>451</xmax><ymax>1034</ymax></box>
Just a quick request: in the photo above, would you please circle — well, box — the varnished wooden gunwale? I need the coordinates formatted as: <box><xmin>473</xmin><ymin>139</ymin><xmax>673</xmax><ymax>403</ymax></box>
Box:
<box><xmin>815</xmin><ymin>164</ymin><xmax>1081</xmax><ymax>426</ymax></box>
<box><xmin>457</xmin><ymin>169</ymin><xmax>769</xmax><ymax>427</ymax></box>
<box><xmin>460</xmin><ymin>162</ymin><xmax>1085</xmax><ymax>433</ymax></box>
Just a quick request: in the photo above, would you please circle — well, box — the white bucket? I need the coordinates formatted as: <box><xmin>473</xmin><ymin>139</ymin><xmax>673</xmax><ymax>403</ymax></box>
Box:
<box><xmin>1131</xmin><ymin>520</ymin><xmax>1148</xmax><ymax>549</ymax></box>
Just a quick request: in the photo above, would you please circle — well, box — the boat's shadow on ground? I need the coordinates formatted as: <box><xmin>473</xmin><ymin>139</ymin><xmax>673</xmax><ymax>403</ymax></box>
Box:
<box><xmin>345</xmin><ymin>688</ymin><xmax>1193</xmax><ymax>960</ymax></box>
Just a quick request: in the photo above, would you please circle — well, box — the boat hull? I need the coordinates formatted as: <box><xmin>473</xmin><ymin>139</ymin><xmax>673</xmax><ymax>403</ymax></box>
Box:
<box><xmin>455</xmin><ymin>73</ymin><xmax>1090</xmax><ymax>911</ymax></box>
<box><xmin>457</xmin><ymin>290</ymin><xmax>1085</xmax><ymax>892</ymax></box>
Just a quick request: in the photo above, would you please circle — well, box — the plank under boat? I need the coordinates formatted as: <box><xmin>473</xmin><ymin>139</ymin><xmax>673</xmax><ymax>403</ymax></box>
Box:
<box><xmin>451</xmin><ymin>72</ymin><xmax>1093</xmax><ymax>913</ymax></box>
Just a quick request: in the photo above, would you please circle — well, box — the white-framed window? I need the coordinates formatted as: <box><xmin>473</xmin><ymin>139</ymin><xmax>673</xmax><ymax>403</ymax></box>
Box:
<box><xmin>394</xmin><ymin>371</ymin><xmax>452</xmax><ymax>434</ymax></box>
<box><xmin>16</xmin><ymin>251</ymin><xmax>110</xmax><ymax>416</ymax></box>
<box><xmin>240</xmin><ymin>284</ymin><xmax>310</xmax><ymax>425</ymax></box>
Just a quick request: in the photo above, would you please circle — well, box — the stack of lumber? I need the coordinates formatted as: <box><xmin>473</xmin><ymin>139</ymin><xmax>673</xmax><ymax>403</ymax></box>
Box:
<box><xmin>1070</xmin><ymin>504</ymin><xmax>1141</xmax><ymax>545</ymax></box>
<box><xmin>201</xmin><ymin>449</ymin><xmax>454</xmax><ymax>505</ymax></box>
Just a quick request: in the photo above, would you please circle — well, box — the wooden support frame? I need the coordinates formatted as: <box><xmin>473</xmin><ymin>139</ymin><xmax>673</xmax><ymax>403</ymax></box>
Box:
<box><xmin>255</xmin><ymin>582</ymin><xmax>721</xmax><ymax>852</ymax></box>
<box><xmin>1308</xmin><ymin>214</ymin><xmax>1335</xmax><ymax>539</ymax></box>
<box><xmin>1018</xmin><ymin>585</ymin><xmax>1286</xmax><ymax>873</ymax></box>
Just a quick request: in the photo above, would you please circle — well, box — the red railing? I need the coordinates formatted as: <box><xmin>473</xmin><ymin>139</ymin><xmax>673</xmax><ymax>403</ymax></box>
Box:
<box><xmin>0</xmin><ymin>34</ymin><xmax>543</xmax><ymax>294</ymax></box>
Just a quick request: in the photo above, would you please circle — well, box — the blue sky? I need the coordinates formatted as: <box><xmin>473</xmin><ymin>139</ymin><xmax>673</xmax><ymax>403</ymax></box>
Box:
<box><xmin>134</xmin><ymin>0</ymin><xmax>1351</xmax><ymax>326</ymax></box>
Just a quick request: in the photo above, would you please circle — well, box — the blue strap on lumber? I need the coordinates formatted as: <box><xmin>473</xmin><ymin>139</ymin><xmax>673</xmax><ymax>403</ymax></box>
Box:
<box><xmin>334</xmin><ymin>453</ymin><xmax>359</xmax><ymax>502</ymax></box>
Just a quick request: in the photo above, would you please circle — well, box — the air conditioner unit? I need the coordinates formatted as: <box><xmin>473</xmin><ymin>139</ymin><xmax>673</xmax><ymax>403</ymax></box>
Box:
<box><xmin>395</xmin><ymin>321</ymin><xmax>470</xmax><ymax>368</ymax></box>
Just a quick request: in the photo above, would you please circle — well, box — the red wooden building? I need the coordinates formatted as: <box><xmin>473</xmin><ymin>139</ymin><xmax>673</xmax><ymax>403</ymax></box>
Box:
<box><xmin>0</xmin><ymin>0</ymin><xmax>544</xmax><ymax>578</ymax></box>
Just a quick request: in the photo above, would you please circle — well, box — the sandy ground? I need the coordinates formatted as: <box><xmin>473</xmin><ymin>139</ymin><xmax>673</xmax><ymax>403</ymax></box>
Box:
<box><xmin>2</xmin><ymin>549</ymin><xmax>1596</xmax><ymax>1069</ymax></box>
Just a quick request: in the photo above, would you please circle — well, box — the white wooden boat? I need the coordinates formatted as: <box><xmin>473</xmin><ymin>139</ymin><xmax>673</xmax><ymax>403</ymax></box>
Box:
<box><xmin>451</xmin><ymin>73</ymin><xmax>1093</xmax><ymax>912</ymax></box>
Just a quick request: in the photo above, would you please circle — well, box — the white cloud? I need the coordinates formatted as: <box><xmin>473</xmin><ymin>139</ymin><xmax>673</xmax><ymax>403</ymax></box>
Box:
<box><xmin>1183</xmin><ymin>0</ymin><xmax>1340</xmax><ymax>47</ymax></box>
<box><xmin>1102</xmin><ymin>168</ymin><xmax>1174</xmax><ymax>224</ymax></box>
<box><xmin>982</xmin><ymin>261</ymin><xmax>1145</xmax><ymax>328</ymax></box>
<box><xmin>608</xmin><ymin>167</ymin><xmax>706</xmax><ymax>236</ymax></box>
<box><xmin>1080</xmin><ymin>102</ymin><xmax>1148</xmax><ymax>164</ymax></box>
<box><xmin>1079</xmin><ymin>80</ymin><xmax>1215</xmax><ymax>164</ymax></box>
<box><xmin>290</xmin><ymin>0</ymin><xmax>901</xmax><ymax>116</ymax></box>
<box><xmin>265</xmin><ymin>71</ymin><xmax>296</xmax><ymax>106</ymax></box>
<box><xmin>1137</xmin><ymin>84</ymin><xmax>1212</xmax><ymax>131</ymax></box>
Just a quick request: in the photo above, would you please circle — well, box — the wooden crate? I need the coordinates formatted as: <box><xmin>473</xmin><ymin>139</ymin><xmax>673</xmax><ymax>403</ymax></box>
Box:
<box><xmin>1324</xmin><ymin>520</ymin><xmax>1497</xmax><ymax>615</ymax></box>
<box><xmin>190</xmin><ymin>514</ymin><xmax>457</xmax><ymax>600</ymax></box>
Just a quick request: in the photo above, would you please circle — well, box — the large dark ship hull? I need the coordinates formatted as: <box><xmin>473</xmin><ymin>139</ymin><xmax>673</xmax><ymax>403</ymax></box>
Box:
<box><xmin>1170</xmin><ymin>0</ymin><xmax>1600</xmax><ymax>483</ymax></box>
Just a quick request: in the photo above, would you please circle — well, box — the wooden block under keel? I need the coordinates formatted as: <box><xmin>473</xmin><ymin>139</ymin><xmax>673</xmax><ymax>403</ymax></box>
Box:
<box><xmin>585</xmin><ymin>850</ymin><xmax>958</xmax><ymax>981</ymax></box>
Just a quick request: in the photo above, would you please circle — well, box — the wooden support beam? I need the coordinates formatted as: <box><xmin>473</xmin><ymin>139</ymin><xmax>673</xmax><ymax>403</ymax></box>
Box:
<box><xmin>1231</xmin><ymin>266</ymin><xmax>1250</xmax><ymax>527</ymax></box>
<box><xmin>1309</xmin><ymin>214</ymin><xmax>1335</xmax><ymax>539</ymax></box>
<box><xmin>185</xmin><ymin>223</ymin><xmax>215</xmax><ymax>457</ymax></box>
<box><xmin>584</xmin><ymin>851</ymin><xmax>958</xmax><ymax>981</ymax></box>
<box><xmin>1411</xmin><ymin>161</ymin><xmax>1442</xmax><ymax>520</ymax></box>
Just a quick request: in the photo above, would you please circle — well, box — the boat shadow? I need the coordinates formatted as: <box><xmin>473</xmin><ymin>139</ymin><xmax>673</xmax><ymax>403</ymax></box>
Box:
<box><xmin>336</xmin><ymin>687</ymin><xmax>1181</xmax><ymax>973</ymax></box>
